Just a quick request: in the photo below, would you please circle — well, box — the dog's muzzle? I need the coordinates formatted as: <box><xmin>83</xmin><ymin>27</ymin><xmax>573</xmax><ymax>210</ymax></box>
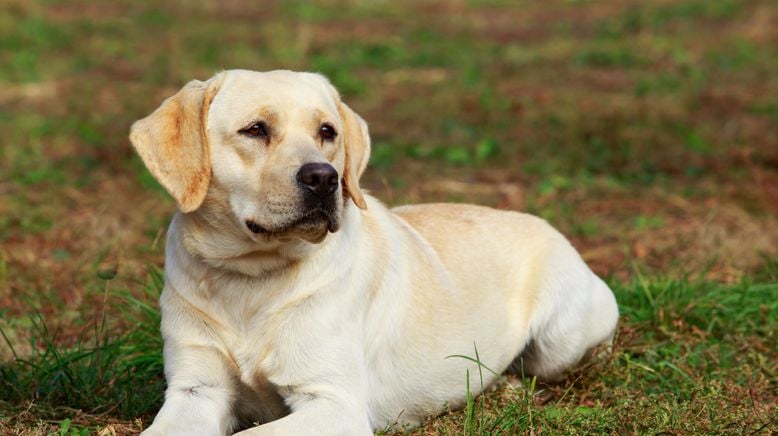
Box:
<box><xmin>243</xmin><ymin>163</ymin><xmax>340</xmax><ymax>237</ymax></box>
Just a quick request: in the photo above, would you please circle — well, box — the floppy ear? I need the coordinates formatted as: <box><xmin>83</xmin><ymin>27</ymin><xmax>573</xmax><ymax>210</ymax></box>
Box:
<box><xmin>129</xmin><ymin>77</ymin><xmax>222</xmax><ymax>213</ymax></box>
<box><xmin>338</xmin><ymin>102</ymin><xmax>371</xmax><ymax>210</ymax></box>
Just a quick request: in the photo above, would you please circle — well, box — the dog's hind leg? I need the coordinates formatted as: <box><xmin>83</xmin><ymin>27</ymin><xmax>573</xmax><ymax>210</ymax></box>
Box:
<box><xmin>512</xmin><ymin>265</ymin><xmax>618</xmax><ymax>382</ymax></box>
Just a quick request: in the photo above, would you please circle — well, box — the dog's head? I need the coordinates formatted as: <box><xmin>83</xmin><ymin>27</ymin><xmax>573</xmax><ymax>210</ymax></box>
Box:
<box><xmin>129</xmin><ymin>70</ymin><xmax>370</xmax><ymax>243</ymax></box>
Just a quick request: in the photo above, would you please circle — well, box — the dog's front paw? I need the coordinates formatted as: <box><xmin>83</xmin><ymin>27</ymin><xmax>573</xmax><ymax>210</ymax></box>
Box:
<box><xmin>140</xmin><ymin>419</ymin><xmax>224</xmax><ymax>436</ymax></box>
<box><xmin>139</xmin><ymin>422</ymin><xmax>190</xmax><ymax>436</ymax></box>
<box><xmin>139</xmin><ymin>425</ymin><xmax>166</xmax><ymax>436</ymax></box>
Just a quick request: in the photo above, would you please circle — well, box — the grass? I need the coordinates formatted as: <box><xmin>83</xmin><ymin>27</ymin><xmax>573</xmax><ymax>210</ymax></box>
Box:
<box><xmin>0</xmin><ymin>269</ymin><xmax>164</xmax><ymax>433</ymax></box>
<box><xmin>1</xmin><ymin>0</ymin><xmax>777</xmax><ymax>434</ymax></box>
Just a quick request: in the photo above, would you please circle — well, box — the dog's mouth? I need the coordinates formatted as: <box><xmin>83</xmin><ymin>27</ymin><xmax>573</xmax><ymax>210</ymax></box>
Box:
<box><xmin>245</xmin><ymin>208</ymin><xmax>339</xmax><ymax>241</ymax></box>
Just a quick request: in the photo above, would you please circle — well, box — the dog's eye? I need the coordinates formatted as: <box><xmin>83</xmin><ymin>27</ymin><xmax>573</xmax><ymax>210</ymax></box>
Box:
<box><xmin>319</xmin><ymin>124</ymin><xmax>337</xmax><ymax>141</ymax></box>
<box><xmin>240</xmin><ymin>122</ymin><xmax>269</xmax><ymax>139</ymax></box>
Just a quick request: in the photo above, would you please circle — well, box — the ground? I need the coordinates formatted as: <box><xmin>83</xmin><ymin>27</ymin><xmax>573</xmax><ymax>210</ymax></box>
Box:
<box><xmin>0</xmin><ymin>0</ymin><xmax>776</xmax><ymax>434</ymax></box>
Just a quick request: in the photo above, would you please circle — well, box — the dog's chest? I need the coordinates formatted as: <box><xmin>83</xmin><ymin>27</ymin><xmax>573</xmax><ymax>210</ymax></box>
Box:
<box><xmin>218</xmin><ymin>310</ymin><xmax>277</xmax><ymax>387</ymax></box>
<box><xmin>219</xmin><ymin>323</ymin><xmax>292</xmax><ymax>423</ymax></box>
<box><xmin>211</xmin><ymin>284</ymin><xmax>301</xmax><ymax>388</ymax></box>
<box><xmin>232</xmin><ymin>342</ymin><xmax>265</xmax><ymax>381</ymax></box>
<box><xmin>200</xmin><ymin>263</ymin><xmax>361</xmax><ymax>417</ymax></box>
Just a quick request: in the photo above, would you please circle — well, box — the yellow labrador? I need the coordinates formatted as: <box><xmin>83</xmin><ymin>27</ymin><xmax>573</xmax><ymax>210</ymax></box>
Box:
<box><xmin>130</xmin><ymin>69</ymin><xmax>618</xmax><ymax>435</ymax></box>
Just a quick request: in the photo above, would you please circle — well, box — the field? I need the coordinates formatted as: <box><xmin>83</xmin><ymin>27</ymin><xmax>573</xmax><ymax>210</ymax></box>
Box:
<box><xmin>1</xmin><ymin>0</ymin><xmax>776</xmax><ymax>434</ymax></box>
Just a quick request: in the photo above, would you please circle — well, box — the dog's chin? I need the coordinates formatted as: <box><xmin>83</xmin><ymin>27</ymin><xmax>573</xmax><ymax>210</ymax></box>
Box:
<box><xmin>245</xmin><ymin>210</ymin><xmax>340</xmax><ymax>244</ymax></box>
<box><xmin>288</xmin><ymin>213</ymin><xmax>338</xmax><ymax>243</ymax></box>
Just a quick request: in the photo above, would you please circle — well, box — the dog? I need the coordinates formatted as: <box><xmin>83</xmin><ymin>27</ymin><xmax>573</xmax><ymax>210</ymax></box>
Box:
<box><xmin>129</xmin><ymin>69</ymin><xmax>619</xmax><ymax>435</ymax></box>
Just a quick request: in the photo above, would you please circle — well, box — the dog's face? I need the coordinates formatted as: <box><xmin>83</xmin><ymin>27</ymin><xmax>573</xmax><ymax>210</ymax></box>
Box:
<box><xmin>130</xmin><ymin>70</ymin><xmax>371</xmax><ymax>243</ymax></box>
<box><xmin>207</xmin><ymin>71</ymin><xmax>360</xmax><ymax>242</ymax></box>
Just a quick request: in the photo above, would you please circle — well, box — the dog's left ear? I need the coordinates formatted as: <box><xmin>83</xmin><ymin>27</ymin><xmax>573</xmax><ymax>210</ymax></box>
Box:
<box><xmin>129</xmin><ymin>75</ymin><xmax>223</xmax><ymax>213</ymax></box>
<box><xmin>338</xmin><ymin>102</ymin><xmax>371</xmax><ymax>210</ymax></box>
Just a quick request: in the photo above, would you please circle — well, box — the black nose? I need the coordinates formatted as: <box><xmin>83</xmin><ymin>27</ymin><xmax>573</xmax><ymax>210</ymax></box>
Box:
<box><xmin>296</xmin><ymin>163</ymin><xmax>338</xmax><ymax>197</ymax></box>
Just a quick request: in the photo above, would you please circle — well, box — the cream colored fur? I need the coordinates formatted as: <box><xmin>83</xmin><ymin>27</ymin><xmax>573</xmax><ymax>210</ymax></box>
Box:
<box><xmin>130</xmin><ymin>69</ymin><xmax>619</xmax><ymax>436</ymax></box>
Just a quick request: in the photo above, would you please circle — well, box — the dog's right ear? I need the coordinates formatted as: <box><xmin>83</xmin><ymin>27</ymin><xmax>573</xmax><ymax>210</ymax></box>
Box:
<box><xmin>338</xmin><ymin>102</ymin><xmax>371</xmax><ymax>210</ymax></box>
<box><xmin>129</xmin><ymin>76</ymin><xmax>223</xmax><ymax>213</ymax></box>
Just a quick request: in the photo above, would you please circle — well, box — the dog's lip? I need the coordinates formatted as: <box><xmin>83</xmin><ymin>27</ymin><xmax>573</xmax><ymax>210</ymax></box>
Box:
<box><xmin>245</xmin><ymin>209</ymin><xmax>336</xmax><ymax>236</ymax></box>
<box><xmin>245</xmin><ymin>219</ymin><xmax>266</xmax><ymax>234</ymax></box>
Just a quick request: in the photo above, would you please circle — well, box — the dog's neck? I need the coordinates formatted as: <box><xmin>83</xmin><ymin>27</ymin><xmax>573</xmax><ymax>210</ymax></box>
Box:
<box><xmin>168</xmin><ymin>200</ymin><xmax>359</xmax><ymax>278</ymax></box>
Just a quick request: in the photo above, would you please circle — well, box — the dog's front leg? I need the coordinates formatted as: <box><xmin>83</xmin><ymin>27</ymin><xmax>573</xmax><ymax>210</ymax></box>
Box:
<box><xmin>142</xmin><ymin>344</ymin><xmax>238</xmax><ymax>436</ymax></box>
<box><xmin>234</xmin><ymin>393</ymin><xmax>372</xmax><ymax>436</ymax></box>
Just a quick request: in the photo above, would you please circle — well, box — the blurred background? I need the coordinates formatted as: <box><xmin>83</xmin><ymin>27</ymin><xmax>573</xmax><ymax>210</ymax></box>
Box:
<box><xmin>0</xmin><ymin>0</ymin><xmax>776</xmax><ymax>433</ymax></box>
